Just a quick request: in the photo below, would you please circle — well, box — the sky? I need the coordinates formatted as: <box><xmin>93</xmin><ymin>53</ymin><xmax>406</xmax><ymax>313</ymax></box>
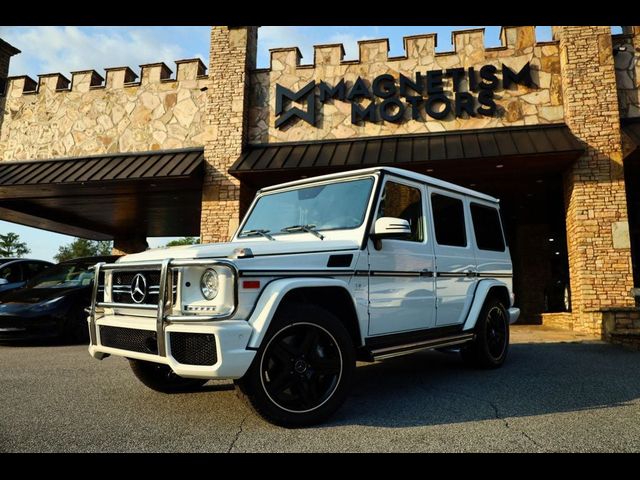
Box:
<box><xmin>0</xmin><ymin>25</ymin><xmax>564</xmax><ymax>261</ymax></box>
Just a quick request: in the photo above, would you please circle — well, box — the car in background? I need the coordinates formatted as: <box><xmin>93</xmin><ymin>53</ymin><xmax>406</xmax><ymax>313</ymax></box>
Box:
<box><xmin>0</xmin><ymin>255</ymin><xmax>120</xmax><ymax>342</ymax></box>
<box><xmin>0</xmin><ymin>258</ymin><xmax>53</xmax><ymax>293</ymax></box>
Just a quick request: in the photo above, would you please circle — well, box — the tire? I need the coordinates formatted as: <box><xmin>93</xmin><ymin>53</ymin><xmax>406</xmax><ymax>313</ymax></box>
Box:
<box><xmin>129</xmin><ymin>359</ymin><xmax>208</xmax><ymax>393</ymax></box>
<box><xmin>62</xmin><ymin>306</ymin><xmax>90</xmax><ymax>344</ymax></box>
<box><xmin>460</xmin><ymin>297</ymin><xmax>509</xmax><ymax>369</ymax></box>
<box><xmin>235</xmin><ymin>303</ymin><xmax>356</xmax><ymax>428</ymax></box>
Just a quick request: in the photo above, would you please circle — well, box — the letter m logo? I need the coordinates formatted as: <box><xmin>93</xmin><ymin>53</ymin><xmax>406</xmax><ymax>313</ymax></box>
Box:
<box><xmin>275</xmin><ymin>81</ymin><xmax>316</xmax><ymax>129</ymax></box>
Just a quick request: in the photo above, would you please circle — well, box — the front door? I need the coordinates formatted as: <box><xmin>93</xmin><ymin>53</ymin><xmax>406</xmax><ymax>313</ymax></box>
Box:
<box><xmin>428</xmin><ymin>188</ymin><xmax>478</xmax><ymax>326</ymax></box>
<box><xmin>367</xmin><ymin>177</ymin><xmax>436</xmax><ymax>336</ymax></box>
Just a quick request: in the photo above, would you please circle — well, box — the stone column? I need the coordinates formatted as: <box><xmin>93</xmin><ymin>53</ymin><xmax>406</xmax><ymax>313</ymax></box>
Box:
<box><xmin>0</xmin><ymin>39</ymin><xmax>20</xmax><ymax>146</ymax></box>
<box><xmin>554</xmin><ymin>26</ymin><xmax>635</xmax><ymax>335</ymax></box>
<box><xmin>200</xmin><ymin>26</ymin><xmax>258</xmax><ymax>243</ymax></box>
<box><xmin>112</xmin><ymin>236</ymin><xmax>149</xmax><ymax>255</ymax></box>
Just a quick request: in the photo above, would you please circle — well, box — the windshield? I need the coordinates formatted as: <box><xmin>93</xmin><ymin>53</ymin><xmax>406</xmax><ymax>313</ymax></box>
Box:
<box><xmin>27</xmin><ymin>262</ymin><xmax>96</xmax><ymax>289</ymax></box>
<box><xmin>240</xmin><ymin>177</ymin><xmax>375</xmax><ymax>238</ymax></box>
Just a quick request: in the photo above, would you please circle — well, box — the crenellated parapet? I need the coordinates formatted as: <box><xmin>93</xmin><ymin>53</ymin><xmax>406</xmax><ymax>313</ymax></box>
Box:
<box><xmin>249</xmin><ymin>26</ymin><xmax>563</xmax><ymax>144</ymax></box>
<box><xmin>0</xmin><ymin>58</ymin><xmax>212</xmax><ymax>161</ymax></box>
<box><xmin>263</xmin><ymin>27</ymin><xmax>544</xmax><ymax>74</ymax></box>
<box><xmin>3</xmin><ymin>58</ymin><xmax>207</xmax><ymax>97</ymax></box>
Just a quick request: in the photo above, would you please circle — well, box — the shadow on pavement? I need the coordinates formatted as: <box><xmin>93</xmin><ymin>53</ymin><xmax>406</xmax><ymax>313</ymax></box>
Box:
<box><xmin>326</xmin><ymin>342</ymin><xmax>640</xmax><ymax>428</ymax></box>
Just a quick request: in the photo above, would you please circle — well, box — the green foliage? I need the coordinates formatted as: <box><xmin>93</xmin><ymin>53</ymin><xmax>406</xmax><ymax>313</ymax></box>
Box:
<box><xmin>0</xmin><ymin>232</ymin><xmax>31</xmax><ymax>258</ymax></box>
<box><xmin>165</xmin><ymin>237</ymin><xmax>201</xmax><ymax>247</ymax></box>
<box><xmin>54</xmin><ymin>238</ymin><xmax>113</xmax><ymax>263</ymax></box>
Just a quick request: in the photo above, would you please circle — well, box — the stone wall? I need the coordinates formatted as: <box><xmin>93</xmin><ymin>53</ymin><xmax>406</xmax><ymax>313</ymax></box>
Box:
<box><xmin>0</xmin><ymin>40</ymin><xmax>20</xmax><ymax>154</ymax></box>
<box><xmin>602</xmin><ymin>307</ymin><xmax>640</xmax><ymax>350</ymax></box>
<box><xmin>554</xmin><ymin>26</ymin><xmax>635</xmax><ymax>336</ymax></box>
<box><xmin>613</xmin><ymin>28</ymin><xmax>640</xmax><ymax>118</ymax></box>
<box><xmin>0</xmin><ymin>59</ymin><xmax>211</xmax><ymax>161</ymax></box>
<box><xmin>541</xmin><ymin>312</ymin><xmax>573</xmax><ymax>330</ymax></box>
<box><xmin>200</xmin><ymin>27</ymin><xmax>258</xmax><ymax>244</ymax></box>
<box><xmin>248</xmin><ymin>26</ymin><xmax>564</xmax><ymax>144</ymax></box>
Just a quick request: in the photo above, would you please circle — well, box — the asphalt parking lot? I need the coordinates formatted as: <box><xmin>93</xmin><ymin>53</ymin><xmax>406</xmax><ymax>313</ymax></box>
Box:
<box><xmin>1</xmin><ymin>326</ymin><xmax>639</xmax><ymax>452</ymax></box>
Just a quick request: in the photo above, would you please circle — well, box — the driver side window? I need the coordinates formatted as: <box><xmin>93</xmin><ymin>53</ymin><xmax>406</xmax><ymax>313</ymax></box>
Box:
<box><xmin>0</xmin><ymin>264</ymin><xmax>22</xmax><ymax>283</ymax></box>
<box><xmin>376</xmin><ymin>181</ymin><xmax>424</xmax><ymax>242</ymax></box>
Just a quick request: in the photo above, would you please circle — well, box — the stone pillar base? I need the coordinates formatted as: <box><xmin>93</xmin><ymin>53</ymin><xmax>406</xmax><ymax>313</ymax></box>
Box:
<box><xmin>541</xmin><ymin>312</ymin><xmax>574</xmax><ymax>331</ymax></box>
<box><xmin>112</xmin><ymin>236</ymin><xmax>148</xmax><ymax>255</ymax></box>
<box><xmin>602</xmin><ymin>307</ymin><xmax>640</xmax><ymax>350</ymax></box>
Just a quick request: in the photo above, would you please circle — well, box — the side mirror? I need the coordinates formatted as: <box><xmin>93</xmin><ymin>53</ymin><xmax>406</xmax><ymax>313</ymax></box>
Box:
<box><xmin>0</xmin><ymin>278</ymin><xmax>8</xmax><ymax>286</ymax></box>
<box><xmin>371</xmin><ymin>217</ymin><xmax>411</xmax><ymax>250</ymax></box>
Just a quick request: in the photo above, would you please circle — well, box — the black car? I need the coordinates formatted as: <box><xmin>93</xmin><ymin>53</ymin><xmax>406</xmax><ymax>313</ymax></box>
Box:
<box><xmin>0</xmin><ymin>258</ymin><xmax>53</xmax><ymax>293</ymax></box>
<box><xmin>0</xmin><ymin>255</ymin><xmax>120</xmax><ymax>342</ymax></box>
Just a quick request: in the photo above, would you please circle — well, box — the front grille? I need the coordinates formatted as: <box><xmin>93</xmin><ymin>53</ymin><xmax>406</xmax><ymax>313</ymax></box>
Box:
<box><xmin>100</xmin><ymin>326</ymin><xmax>157</xmax><ymax>354</ymax></box>
<box><xmin>169</xmin><ymin>332</ymin><xmax>217</xmax><ymax>366</ymax></box>
<box><xmin>111</xmin><ymin>270</ymin><xmax>178</xmax><ymax>305</ymax></box>
<box><xmin>96</xmin><ymin>272</ymin><xmax>106</xmax><ymax>303</ymax></box>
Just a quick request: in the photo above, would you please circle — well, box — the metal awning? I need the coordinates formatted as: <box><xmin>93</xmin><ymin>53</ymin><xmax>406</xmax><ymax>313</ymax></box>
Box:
<box><xmin>230</xmin><ymin>124</ymin><xmax>584</xmax><ymax>188</ymax></box>
<box><xmin>0</xmin><ymin>147</ymin><xmax>204</xmax><ymax>240</ymax></box>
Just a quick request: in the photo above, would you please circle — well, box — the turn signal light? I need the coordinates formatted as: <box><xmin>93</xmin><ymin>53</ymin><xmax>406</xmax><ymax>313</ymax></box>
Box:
<box><xmin>243</xmin><ymin>280</ymin><xmax>260</xmax><ymax>289</ymax></box>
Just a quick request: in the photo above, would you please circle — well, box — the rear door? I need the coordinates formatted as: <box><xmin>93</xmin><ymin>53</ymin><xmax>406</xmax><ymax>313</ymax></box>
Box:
<box><xmin>428</xmin><ymin>188</ymin><xmax>478</xmax><ymax>326</ymax></box>
<box><xmin>469</xmin><ymin>201</ymin><xmax>512</xmax><ymax>290</ymax></box>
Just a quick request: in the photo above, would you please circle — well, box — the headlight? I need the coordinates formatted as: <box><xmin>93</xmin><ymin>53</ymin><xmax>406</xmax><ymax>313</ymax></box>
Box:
<box><xmin>32</xmin><ymin>296</ymin><xmax>65</xmax><ymax>311</ymax></box>
<box><xmin>200</xmin><ymin>269</ymin><xmax>219</xmax><ymax>300</ymax></box>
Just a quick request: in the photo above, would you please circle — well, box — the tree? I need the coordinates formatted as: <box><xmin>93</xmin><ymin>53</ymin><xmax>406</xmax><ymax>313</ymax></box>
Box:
<box><xmin>0</xmin><ymin>232</ymin><xmax>30</xmax><ymax>257</ymax></box>
<box><xmin>54</xmin><ymin>238</ymin><xmax>113</xmax><ymax>263</ymax></box>
<box><xmin>165</xmin><ymin>237</ymin><xmax>200</xmax><ymax>247</ymax></box>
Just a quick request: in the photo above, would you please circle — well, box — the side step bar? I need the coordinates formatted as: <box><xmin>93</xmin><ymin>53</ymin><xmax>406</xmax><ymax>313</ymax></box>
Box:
<box><xmin>369</xmin><ymin>333</ymin><xmax>475</xmax><ymax>361</ymax></box>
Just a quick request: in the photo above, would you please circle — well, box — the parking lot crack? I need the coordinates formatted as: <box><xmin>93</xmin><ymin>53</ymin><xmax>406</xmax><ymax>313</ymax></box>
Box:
<box><xmin>489</xmin><ymin>401</ymin><xmax>543</xmax><ymax>451</ymax></box>
<box><xmin>227</xmin><ymin>414</ymin><xmax>248</xmax><ymax>453</ymax></box>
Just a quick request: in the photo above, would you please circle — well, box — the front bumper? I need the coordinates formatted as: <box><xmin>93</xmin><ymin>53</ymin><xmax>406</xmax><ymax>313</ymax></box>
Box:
<box><xmin>508</xmin><ymin>307</ymin><xmax>520</xmax><ymax>324</ymax></box>
<box><xmin>88</xmin><ymin>258</ymin><xmax>254</xmax><ymax>379</ymax></box>
<box><xmin>0</xmin><ymin>314</ymin><xmax>60</xmax><ymax>340</ymax></box>
<box><xmin>88</xmin><ymin>315</ymin><xmax>256</xmax><ymax>379</ymax></box>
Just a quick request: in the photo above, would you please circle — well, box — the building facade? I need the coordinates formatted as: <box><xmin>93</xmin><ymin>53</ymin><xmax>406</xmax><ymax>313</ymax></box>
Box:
<box><xmin>1</xmin><ymin>26</ymin><xmax>640</xmax><ymax>345</ymax></box>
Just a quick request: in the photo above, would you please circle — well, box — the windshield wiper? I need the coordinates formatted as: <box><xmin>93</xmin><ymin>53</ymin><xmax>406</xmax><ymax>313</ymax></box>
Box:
<box><xmin>280</xmin><ymin>224</ymin><xmax>325</xmax><ymax>240</ymax></box>
<box><xmin>241</xmin><ymin>229</ymin><xmax>275</xmax><ymax>241</ymax></box>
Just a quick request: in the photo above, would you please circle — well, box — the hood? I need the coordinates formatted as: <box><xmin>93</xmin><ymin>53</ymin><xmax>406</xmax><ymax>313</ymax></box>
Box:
<box><xmin>117</xmin><ymin>239</ymin><xmax>360</xmax><ymax>264</ymax></box>
<box><xmin>0</xmin><ymin>286</ymin><xmax>79</xmax><ymax>312</ymax></box>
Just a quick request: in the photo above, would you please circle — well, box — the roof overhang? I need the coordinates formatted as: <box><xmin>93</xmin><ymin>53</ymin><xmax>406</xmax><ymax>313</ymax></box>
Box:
<box><xmin>0</xmin><ymin>39</ymin><xmax>21</xmax><ymax>56</ymax></box>
<box><xmin>230</xmin><ymin>124</ymin><xmax>585</xmax><ymax>189</ymax></box>
<box><xmin>0</xmin><ymin>147</ymin><xmax>204</xmax><ymax>240</ymax></box>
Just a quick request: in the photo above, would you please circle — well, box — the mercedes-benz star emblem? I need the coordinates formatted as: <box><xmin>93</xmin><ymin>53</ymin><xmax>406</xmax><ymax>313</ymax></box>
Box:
<box><xmin>130</xmin><ymin>273</ymin><xmax>147</xmax><ymax>304</ymax></box>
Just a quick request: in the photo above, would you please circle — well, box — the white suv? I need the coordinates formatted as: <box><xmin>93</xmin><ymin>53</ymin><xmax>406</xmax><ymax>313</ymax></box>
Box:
<box><xmin>88</xmin><ymin>167</ymin><xmax>519</xmax><ymax>427</ymax></box>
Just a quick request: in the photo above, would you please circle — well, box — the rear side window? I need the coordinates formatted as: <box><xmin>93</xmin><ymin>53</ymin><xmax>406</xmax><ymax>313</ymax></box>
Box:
<box><xmin>470</xmin><ymin>203</ymin><xmax>505</xmax><ymax>252</ymax></box>
<box><xmin>25</xmin><ymin>262</ymin><xmax>49</xmax><ymax>278</ymax></box>
<box><xmin>431</xmin><ymin>194</ymin><xmax>467</xmax><ymax>247</ymax></box>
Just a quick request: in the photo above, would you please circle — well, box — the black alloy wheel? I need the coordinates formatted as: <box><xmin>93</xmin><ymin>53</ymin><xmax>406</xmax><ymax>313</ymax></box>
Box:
<box><xmin>235</xmin><ymin>303</ymin><xmax>355</xmax><ymax>427</ymax></box>
<box><xmin>485</xmin><ymin>305</ymin><xmax>508</xmax><ymax>360</ymax></box>
<box><xmin>260</xmin><ymin>322</ymin><xmax>342</xmax><ymax>413</ymax></box>
<box><xmin>461</xmin><ymin>297</ymin><xmax>510</xmax><ymax>369</ymax></box>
